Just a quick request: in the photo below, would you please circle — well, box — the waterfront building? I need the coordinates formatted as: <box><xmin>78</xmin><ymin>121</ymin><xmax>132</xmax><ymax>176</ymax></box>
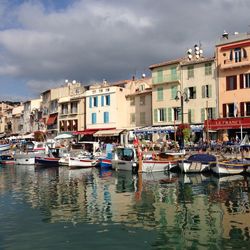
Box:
<box><xmin>149</xmin><ymin>48</ymin><xmax>217</xmax><ymax>141</ymax></box>
<box><xmin>0</xmin><ymin>101</ymin><xmax>20</xmax><ymax>135</ymax></box>
<box><xmin>11</xmin><ymin>104</ymin><xmax>24</xmax><ymax>135</ymax></box>
<box><xmin>58</xmin><ymin>81</ymin><xmax>85</xmax><ymax>133</ymax></box>
<box><xmin>206</xmin><ymin>32</ymin><xmax>250</xmax><ymax>141</ymax></box>
<box><xmin>22</xmin><ymin>98</ymin><xmax>42</xmax><ymax>134</ymax></box>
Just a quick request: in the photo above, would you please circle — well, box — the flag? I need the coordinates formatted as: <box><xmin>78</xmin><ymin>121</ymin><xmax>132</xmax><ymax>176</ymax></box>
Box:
<box><xmin>234</xmin><ymin>99</ymin><xmax>238</xmax><ymax>117</ymax></box>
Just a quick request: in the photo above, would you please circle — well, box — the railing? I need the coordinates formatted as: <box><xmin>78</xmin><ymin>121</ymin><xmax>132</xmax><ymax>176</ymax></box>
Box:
<box><xmin>153</xmin><ymin>73</ymin><xmax>181</xmax><ymax>84</ymax></box>
<box><xmin>221</xmin><ymin>57</ymin><xmax>250</xmax><ymax>69</ymax></box>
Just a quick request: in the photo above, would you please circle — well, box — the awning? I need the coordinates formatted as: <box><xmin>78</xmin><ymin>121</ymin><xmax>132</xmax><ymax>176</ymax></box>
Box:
<box><xmin>93</xmin><ymin>129</ymin><xmax>124</xmax><ymax>137</ymax></box>
<box><xmin>73</xmin><ymin>127</ymin><xmax>115</xmax><ymax>136</ymax></box>
<box><xmin>47</xmin><ymin>114</ymin><xmax>58</xmax><ymax>125</ymax></box>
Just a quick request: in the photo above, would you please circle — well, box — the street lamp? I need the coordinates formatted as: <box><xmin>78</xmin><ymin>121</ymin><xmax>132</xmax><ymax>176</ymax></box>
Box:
<box><xmin>175</xmin><ymin>90</ymin><xmax>189</xmax><ymax>150</ymax></box>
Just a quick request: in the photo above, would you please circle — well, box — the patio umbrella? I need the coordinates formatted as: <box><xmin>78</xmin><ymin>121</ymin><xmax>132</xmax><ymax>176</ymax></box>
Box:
<box><xmin>54</xmin><ymin>133</ymin><xmax>74</xmax><ymax>140</ymax></box>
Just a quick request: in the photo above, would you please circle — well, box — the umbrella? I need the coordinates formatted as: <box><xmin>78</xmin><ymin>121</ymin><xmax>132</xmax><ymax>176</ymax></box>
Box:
<box><xmin>54</xmin><ymin>133</ymin><xmax>74</xmax><ymax>140</ymax></box>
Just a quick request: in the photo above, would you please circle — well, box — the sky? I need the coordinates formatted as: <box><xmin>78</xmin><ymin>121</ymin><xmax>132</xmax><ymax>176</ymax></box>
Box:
<box><xmin>0</xmin><ymin>0</ymin><xmax>249</xmax><ymax>101</ymax></box>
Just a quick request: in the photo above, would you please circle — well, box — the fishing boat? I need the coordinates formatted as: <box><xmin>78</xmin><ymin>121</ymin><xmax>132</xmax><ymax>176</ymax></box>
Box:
<box><xmin>0</xmin><ymin>154</ymin><xmax>15</xmax><ymax>165</ymax></box>
<box><xmin>68</xmin><ymin>155</ymin><xmax>98</xmax><ymax>169</ymax></box>
<box><xmin>35</xmin><ymin>155</ymin><xmax>60</xmax><ymax>166</ymax></box>
<box><xmin>111</xmin><ymin>146</ymin><xmax>138</xmax><ymax>172</ymax></box>
<box><xmin>210</xmin><ymin>158</ymin><xmax>249</xmax><ymax>175</ymax></box>
<box><xmin>141</xmin><ymin>151</ymin><xmax>185</xmax><ymax>173</ymax></box>
<box><xmin>179</xmin><ymin>153</ymin><xmax>216</xmax><ymax>173</ymax></box>
<box><xmin>98</xmin><ymin>143</ymin><xmax>114</xmax><ymax>168</ymax></box>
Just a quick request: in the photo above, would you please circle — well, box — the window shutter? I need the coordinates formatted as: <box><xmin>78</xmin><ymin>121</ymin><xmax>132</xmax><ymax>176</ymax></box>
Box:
<box><xmin>212</xmin><ymin>108</ymin><xmax>216</xmax><ymax>119</ymax></box>
<box><xmin>202</xmin><ymin>86</ymin><xmax>205</xmax><ymax>98</ymax></box>
<box><xmin>240</xmin><ymin>74</ymin><xmax>244</xmax><ymax>89</ymax></box>
<box><xmin>171</xmin><ymin>85</ymin><xmax>177</xmax><ymax>99</ymax></box>
<box><xmin>201</xmin><ymin>108</ymin><xmax>205</xmax><ymax>122</ymax></box>
<box><xmin>184</xmin><ymin>88</ymin><xmax>188</xmax><ymax>98</ymax></box>
<box><xmin>163</xmin><ymin>108</ymin><xmax>167</xmax><ymax>122</ymax></box>
<box><xmin>229</xmin><ymin>50</ymin><xmax>233</xmax><ymax>60</ymax></box>
<box><xmin>154</xmin><ymin>109</ymin><xmax>158</xmax><ymax>122</ymax></box>
<box><xmin>168</xmin><ymin>108</ymin><xmax>172</xmax><ymax>122</ymax></box>
<box><xmin>188</xmin><ymin>109</ymin><xmax>191</xmax><ymax>123</ymax></box>
<box><xmin>208</xmin><ymin>85</ymin><xmax>212</xmax><ymax>98</ymax></box>
<box><xmin>89</xmin><ymin>97</ymin><xmax>92</xmax><ymax>108</ymax></box>
<box><xmin>178</xmin><ymin>108</ymin><xmax>182</xmax><ymax>121</ymax></box>
<box><xmin>223</xmin><ymin>104</ymin><xmax>227</xmax><ymax>117</ymax></box>
<box><xmin>191</xmin><ymin>109</ymin><xmax>195</xmax><ymax>123</ymax></box>
<box><xmin>226</xmin><ymin>77</ymin><xmax>229</xmax><ymax>91</ymax></box>
<box><xmin>107</xmin><ymin>95</ymin><xmax>110</xmax><ymax>105</ymax></box>
<box><xmin>193</xmin><ymin>87</ymin><xmax>196</xmax><ymax>99</ymax></box>
<box><xmin>96</xmin><ymin>97</ymin><xmax>98</xmax><ymax>107</ymax></box>
<box><xmin>243</xmin><ymin>48</ymin><xmax>247</xmax><ymax>58</ymax></box>
<box><xmin>240</xmin><ymin>102</ymin><xmax>245</xmax><ymax>117</ymax></box>
<box><xmin>101</xmin><ymin>96</ymin><xmax>104</xmax><ymax>106</ymax></box>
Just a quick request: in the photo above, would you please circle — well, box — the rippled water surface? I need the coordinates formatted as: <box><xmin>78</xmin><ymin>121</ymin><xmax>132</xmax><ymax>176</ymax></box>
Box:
<box><xmin>0</xmin><ymin>165</ymin><xmax>249</xmax><ymax>249</ymax></box>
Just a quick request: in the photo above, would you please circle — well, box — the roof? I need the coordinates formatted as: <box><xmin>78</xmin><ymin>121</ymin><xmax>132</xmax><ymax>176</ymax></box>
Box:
<box><xmin>149</xmin><ymin>57</ymin><xmax>185</xmax><ymax>70</ymax></box>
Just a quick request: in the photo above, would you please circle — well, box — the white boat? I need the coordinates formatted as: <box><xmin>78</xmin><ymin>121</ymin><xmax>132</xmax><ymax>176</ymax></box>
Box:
<box><xmin>141</xmin><ymin>151</ymin><xmax>185</xmax><ymax>172</ymax></box>
<box><xmin>179</xmin><ymin>153</ymin><xmax>216</xmax><ymax>173</ymax></box>
<box><xmin>0</xmin><ymin>144</ymin><xmax>11</xmax><ymax>152</ymax></box>
<box><xmin>210</xmin><ymin>158</ymin><xmax>249</xmax><ymax>175</ymax></box>
<box><xmin>68</xmin><ymin>155</ymin><xmax>98</xmax><ymax>169</ymax></box>
<box><xmin>111</xmin><ymin>146</ymin><xmax>138</xmax><ymax>172</ymax></box>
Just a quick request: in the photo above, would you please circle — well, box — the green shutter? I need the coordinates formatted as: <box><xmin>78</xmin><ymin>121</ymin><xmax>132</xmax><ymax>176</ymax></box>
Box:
<box><xmin>154</xmin><ymin>109</ymin><xmax>158</xmax><ymax>122</ymax></box>
<box><xmin>157</xmin><ymin>69</ymin><xmax>163</xmax><ymax>83</ymax></box>
<box><xmin>212</xmin><ymin>108</ymin><xmax>216</xmax><ymax>119</ymax></box>
<box><xmin>168</xmin><ymin>108</ymin><xmax>172</xmax><ymax>122</ymax></box>
<box><xmin>193</xmin><ymin>87</ymin><xmax>196</xmax><ymax>99</ymax></box>
<box><xmin>201</xmin><ymin>108</ymin><xmax>205</xmax><ymax>122</ymax></box>
<box><xmin>157</xmin><ymin>87</ymin><xmax>163</xmax><ymax>101</ymax></box>
<box><xmin>208</xmin><ymin>85</ymin><xmax>212</xmax><ymax>98</ymax></box>
<box><xmin>202</xmin><ymin>85</ymin><xmax>205</xmax><ymax>98</ymax></box>
<box><xmin>191</xmin><ymin>109</ymin><xmax>195</xmax><ymax>123</ymax></box>
<box><xmin>188</xmin><ymin>109</ymin><xmax>191</xmax><ymax>123</ymax></box>
<box><xmin>171</xmin><ymin>85</ymin><xmax>177</xmax><ymax>99</ymax></box>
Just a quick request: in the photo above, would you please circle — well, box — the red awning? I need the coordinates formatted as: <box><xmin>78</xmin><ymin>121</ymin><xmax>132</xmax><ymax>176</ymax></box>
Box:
<box><xmin>204</xmin><ymin>117</ymin><xmax>250</xmax><ymax>130</ymax></box>
<box><xmin>47</xmin><ymin>114</ymin><xmax>58</xmax><ymax>125</ymax></box>
<box><xmin>73</xmin><ymin>127</ymin><xmax>116</xmax><ymax>135</ymax></box>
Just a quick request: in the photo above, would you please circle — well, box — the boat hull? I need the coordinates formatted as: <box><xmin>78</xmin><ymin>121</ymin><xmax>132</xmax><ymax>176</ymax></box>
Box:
<box><xmin>99</xmin><ymin>158</ymin><xmax>112</xmax><ymax>168</ymax></box>
<box><xmin>35</xmin><ymin>156</ymin><xmax>60</xmax><ymax>166</ymax></box>
<box><xmin>68</xmin><ymin>157</ymin><xmax>97</xmax><ymax>169</ymax></box>
<box><xmin>180</xmin><ymin>161</ymin><xmax>210</xmax><ymax>173</ymax></box>
<box><xmin>111</xmin><ymin>160</ymin><xmax>137</xmax><ymax>172</ymax></box>
<box><xmin>210</xmin><ymin>161</ymin><xmax>247</xmax><ymax>175</ymax></box>
<box><xmin>141</xmin><ymin>160</ymin><xmax>179</xmax><ymax>172</ymax></box>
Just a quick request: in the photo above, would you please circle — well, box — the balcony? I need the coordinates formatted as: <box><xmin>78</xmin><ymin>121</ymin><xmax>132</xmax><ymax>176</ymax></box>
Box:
<box><xmin>153</xmin><ymin>73</ymin><xmax>181</xmax><ymax>85</ymax></box>
<box><xmin>220</xmin><ymin>57</ymin><xmax>250</xmax><ymax>70</ymax></box>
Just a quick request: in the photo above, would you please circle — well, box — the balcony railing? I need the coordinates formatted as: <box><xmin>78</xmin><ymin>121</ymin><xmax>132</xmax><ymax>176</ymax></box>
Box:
<box><xmin>220</xmin><ymin>57</ymin><xmax>250</xmax><ymax>69</ymax></box>
<box><xmin>153</xmin><ymin>73</ymin><xmax>181</xmax><ymax>85</ymax></box>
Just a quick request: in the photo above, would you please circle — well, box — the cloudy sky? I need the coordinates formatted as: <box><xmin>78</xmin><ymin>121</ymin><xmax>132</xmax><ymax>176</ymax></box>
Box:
<box><xmin>0</xmin><ymin>0</ymin><xmax>249</xmax><ymax>101</ymax></box>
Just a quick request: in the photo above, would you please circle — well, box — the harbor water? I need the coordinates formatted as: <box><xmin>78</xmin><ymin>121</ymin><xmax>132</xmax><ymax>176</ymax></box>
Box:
<box><xmin>0</xmin><ymin>165</ymin><xmax>250</xmax><ymax>249</ymax></box>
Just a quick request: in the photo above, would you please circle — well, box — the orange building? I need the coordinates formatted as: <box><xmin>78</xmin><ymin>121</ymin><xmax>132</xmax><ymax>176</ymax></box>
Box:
<box><xmin>206</xmin><ymin>32</ymin><xmax>250</xmax><ymax>141</ymax></box>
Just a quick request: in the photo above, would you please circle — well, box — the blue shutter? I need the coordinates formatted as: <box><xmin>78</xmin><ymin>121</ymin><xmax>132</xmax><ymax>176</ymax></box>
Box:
<box><xmin>104</xmin><ymin>112</ymin><xmax>109</xmax><ymax>123</ymax></box>
<box><xmin>92</xmin><ymin>113</ymin><xmax>96</xmax><ymax>124</ymax></box>
<box><xmin>101</xmin><ymin>96</ymin><xmax>104</xmax><ymax>106</ymax></box>
<box><xmin>89</xmin><ymin>97</ymin><xmax>92</xmax><ymax>108</ymax></box>
<box><xmin>96</xmin><ymin>97</ymin><xmax>98</xmax><ymax>107</ymax></box>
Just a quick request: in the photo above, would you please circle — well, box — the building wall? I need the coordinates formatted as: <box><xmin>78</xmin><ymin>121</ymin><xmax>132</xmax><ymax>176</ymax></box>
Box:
<box><xmin>216</xmin><ymin>33</ymin><xmax>250</xmax><ymax>118</ymax></box>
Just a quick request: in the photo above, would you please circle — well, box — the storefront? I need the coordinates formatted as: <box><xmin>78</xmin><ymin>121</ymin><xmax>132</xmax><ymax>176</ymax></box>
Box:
<box><xmin>204</xmin><ymin>117</ymin><xmax>250</xmax><ymax>141</ymax></box>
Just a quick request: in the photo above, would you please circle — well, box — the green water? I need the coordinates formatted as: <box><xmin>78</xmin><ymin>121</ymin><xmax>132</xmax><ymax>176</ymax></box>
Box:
<box><xmin>0</xmin><ymin>165</ymin><xmax>249</xmax><ymax>250</ymax></box>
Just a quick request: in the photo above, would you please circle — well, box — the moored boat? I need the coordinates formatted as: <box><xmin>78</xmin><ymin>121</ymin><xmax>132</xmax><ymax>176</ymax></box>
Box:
<box><xmin>180</xmin><ymin>153</ymin><xmax>216</xmax><ymax>173</ymax></box>
<box><xmin>68</xmin><ymin>156</ymin><xmax>98</xmax><ymax>169</ymax></box>
<box><xmin>0</xmin><ymin>144</ymin><xmax>11</xmax><ymax>152</ymax></box>
<box><xmin>210</xmin><ymin>158</ymin><xmax>249</xmax><ymax>175</ymax></box>
<box><xmin>0</xmin><ymin>154</ymin><xmax>15</xmax><ymax>165</ymax></box>
<box><xmin>141</xmin><ymin>151</ymin><xmax>185</xmax><ymax>172</ymax></box>
<box><xmin>35</xmin><ymin>155</ymin><xmax>60</xmax><ymax>166</ymax></box>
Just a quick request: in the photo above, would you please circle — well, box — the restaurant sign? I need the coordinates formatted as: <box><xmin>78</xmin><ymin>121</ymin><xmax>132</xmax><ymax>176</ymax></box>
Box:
<box><xmin>204</xmin><ymin>117</ymin><xmax>250</xmax><ymax>130</ymax></box>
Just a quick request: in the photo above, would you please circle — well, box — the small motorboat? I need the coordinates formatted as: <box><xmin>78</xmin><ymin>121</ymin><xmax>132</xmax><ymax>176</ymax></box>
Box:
<box><xmin>0</xmin><ymin>154</ymin><xmax>15</xmax><ymax>165</ymax></box>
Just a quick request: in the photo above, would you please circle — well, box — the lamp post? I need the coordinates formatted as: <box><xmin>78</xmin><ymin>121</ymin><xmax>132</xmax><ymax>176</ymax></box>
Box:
<box><xmin>175</xmin><ymin>90</ymin><xmax>189</xmax><ymax>150</ymax></box>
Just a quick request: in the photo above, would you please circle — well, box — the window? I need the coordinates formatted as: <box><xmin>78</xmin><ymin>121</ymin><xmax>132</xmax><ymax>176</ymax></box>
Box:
<box><xmin>246</xmin><ymin>103</ymin><xmax>250</xmax><ymax>116</ymax></box>
<box><xmin>207</xmin><ymin>108</ymin><xmax>216</xmax><ymax>119</ymax></box>
<box><xmin>105</xmin><ymin>95</ymin><xmax>110</xmax><ymax>105</ymax></box>
<box><xmin>187</xmin><ymin>65</ymin><xmax>194</xmax><ymax>79</ymax></box>
<box><xmin>188</xmin><ymin>87</ymin><xmax>196</xmax><ymax>99</ymax></box>
<box><xmin>234</xmin><ymin>48</ymin><xmax>242</xmax><ymax>62</ymax></box>
<box><xmin>224</xmin><ymin>103</ymin><xmax>234</xmax><ymax>118</ymax></box>
<box><xmin>170</xmin><ymin>66</ymin><xmax>177</xmax><ymax>80</ymax></box>
<box><xmin>89</xmin><ymin>97</ymin><xmax>92</xmax><ymax>108</ymax></box>
<box><xmin>139</xmin><ymin>85</ymin><xmax>145</xmax><ymax>91</ymax></box>
<box><xmin>91</xmin><ymin>113</ymin><xmax>97</xmax><ymax>124</ymax></box>
<box><xmin>140</xmin><ymin>96</ymin><xmax>145</xmax><ymax>105</ymax></box>
<box><xmin>103</xmin><ymin>112</ymin><xmax>109</xmax><ymax>123</ymax></box>
<box><xmin>70</xmin><ymin>102</ymin><xmax>77</xmax><ymax>114</ymax></box>
<box><xmin>174</xmin><ymin>107</ymin><xmax>181</xmax><ymax>121</ymax></box>
<box><xmin>226</xmin><ymin>76</ymin><xmax>237</xmax><ymax>90</ymax></box>
<box><xmin>205</xmin><ymin>63</ymin><xmax>212</xmax><ymax>75</ymax></box>
<box><xmin>230</xmin><ymin>48</ymin><xmax>247</xmax><ymax>63</ymax></box>
<box><xmin>240</xmin><ymin>74</ymin><xmax>250</xmax><ymax>88</ymax></box>
<box><xmin>93</xmin><ymin>96</ymin><xmax>98</xmax><ymax>107</ymax></box>
<box><xmin>140</xmin><ymin>112</ymin><xmax>146</xmax><ymax>124</ymax></box>
<box><xmin>202</xmin><ymin>85</ymin><xmax>212</xmax><ymax>98</ymax></box>
<box><xmin>158</xmin><ymin>108</ymin><xmax>166</xmax><ymax>122</ymax></box>
<box><xmin>130</xmin><ymin>113</ymin><xmax>135</xmax><ymax>123</ymax></box>
<box><xmin>157</xmin><ymin>87</ymin><xmax>163</xmax><ymax>101</ymax></box>
<box><xmin>61</xmin><ymin>103</ymin><xmax>68</xmax><ymax>114</ymax></box>
<box><xmin>130</xmin><ymin>97</ymin><xmax>135</xmax><ymax>106</ymax></box>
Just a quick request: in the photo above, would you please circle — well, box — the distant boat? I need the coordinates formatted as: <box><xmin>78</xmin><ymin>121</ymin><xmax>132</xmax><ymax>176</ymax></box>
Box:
<box><xmin>35</xmin><ymin>155</ymin><xmax>60</xmax><ymax>166</ymax></box>
<box><xmin>0</xmin><ymin>144</ymin><xmax>11</xmax><ymax>152</ymax></box>
<box><xmin>0</xmin><ymin>154</ymin><xmax>15</xmax><ymax>165</ymax></box>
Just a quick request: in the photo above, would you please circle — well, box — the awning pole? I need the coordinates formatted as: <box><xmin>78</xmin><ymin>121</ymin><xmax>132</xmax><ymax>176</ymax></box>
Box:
<box><xmin>241</xmin><ymin>125</ymin><xmax>243</xmax><ymax>141</ymax></box>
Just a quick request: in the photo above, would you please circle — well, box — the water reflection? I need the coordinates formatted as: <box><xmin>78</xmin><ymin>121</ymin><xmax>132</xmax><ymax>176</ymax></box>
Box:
<box><xmin>0</xmin><ymin>165</ymin><xmax>250</xmax><ymax>249</ymax></box>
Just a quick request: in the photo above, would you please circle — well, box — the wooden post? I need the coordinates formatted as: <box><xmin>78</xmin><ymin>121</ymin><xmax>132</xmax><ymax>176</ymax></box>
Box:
<box><xmin>137</xmin><ymin>146</ymin><xmax>142</xmax><ymax>173</ymax></box>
